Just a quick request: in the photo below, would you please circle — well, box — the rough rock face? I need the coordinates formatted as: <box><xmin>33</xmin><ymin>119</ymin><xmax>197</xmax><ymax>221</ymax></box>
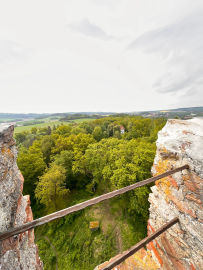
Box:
<box><xmin>96</xmin><ymin>118</ymin><xmax>203</xmax><ymax>270</ymax></box>
<box><xmin>148</xmin><ymin>118</ymin><xmax>203</xmax><ymax>270</ymax></box>
<box><xmin>95</xmin><ymin>248</ymin><xmax>158</xmax><ymax>270</ymax></box>
<box><xmin>0</xmin><ymin>124</ymin><xmax>43</xmax><ymax>270</ymax></box>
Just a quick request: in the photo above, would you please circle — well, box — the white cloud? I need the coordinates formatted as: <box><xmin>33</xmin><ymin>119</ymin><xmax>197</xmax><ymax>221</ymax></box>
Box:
<box><xmin>0</xmin><ymin>0</ymin><xmax>202</xmax><ymax>113</ymax></box>
<box><xmin>68</xmin><ymin>18</ymin><xmax>113</xmax><ymax>40</ymax></box>
<box><xmin>0</xmin><ymin>40</ymin><xmax>30</xmax><ymax>64</ymax></box>
<box><xmin>129</xmin><ymin>11</ymin><xmax>203</xmax><ymax>97</ymax></box>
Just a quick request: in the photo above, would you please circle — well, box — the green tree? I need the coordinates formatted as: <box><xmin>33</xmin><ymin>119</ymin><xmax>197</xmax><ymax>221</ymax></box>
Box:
<box><xmin>47</xmin><ymin>126</ymin><xmax>52</xmax><ymax>135</ymax></box>
<box><xmin>35</xmin><ymin>164</ymin><xmax>69</xmax><ymax>211</ymax></box>
<box><xmin>54</xmin><ymin>125</ymin><xmax>72</xmax><ymax>136</ymax></box>
<box><xmin>15</xmin><ymin>131</ymin><xmax>28</xmax><ymax>145</ymax></box>
<box><xmin>52</xmin><ymin>150</ymin><xmax>74</xmax><ymax>188</ymax></box>
<box><xmin>71</xmin><ymin>126</ymin><xmax>86</xmax><ymax>135</ymax></box>
<box><xmin>40</xmin><ymin>135</ymin><xmax>55</xmax><ymax>165</ymax></box>
<box><xmin>92</xmin><ymin>126</ymin><xmax>103</xmax><ymax>141</ymax></box>
<box><xmin>17</xmin><ymin>142</ymin><xmax>46</xmax><ymax>200</ymax></box>
<box><xmin>31</xmin><ymin>127</ymin><xmax>38</xmax><ymax>134</ymax></box>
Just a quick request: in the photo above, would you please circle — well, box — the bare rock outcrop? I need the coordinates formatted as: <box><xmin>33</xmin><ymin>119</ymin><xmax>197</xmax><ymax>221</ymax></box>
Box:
<box><xmin>0</xmin><ymin>124</ymin><xmax>43</xmax><ymax>270</ymax></box>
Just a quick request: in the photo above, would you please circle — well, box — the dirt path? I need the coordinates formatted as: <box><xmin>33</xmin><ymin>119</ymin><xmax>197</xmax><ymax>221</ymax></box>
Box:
<box><xmin>91</xmin><ymin>199</ymin><xmax>123</xmax><ymax>253</ymax></box>
<box><xmin>115</xmin><ymin>225</ymin><xmax>122</xmax><ymax>252</ymax></box>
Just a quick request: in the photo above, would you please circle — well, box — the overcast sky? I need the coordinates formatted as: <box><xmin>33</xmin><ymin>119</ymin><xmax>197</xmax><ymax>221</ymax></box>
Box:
<box><xmin>0</xmin><ymin>0</ymin><xmax>203</xmax><ymax>113</ymax></box>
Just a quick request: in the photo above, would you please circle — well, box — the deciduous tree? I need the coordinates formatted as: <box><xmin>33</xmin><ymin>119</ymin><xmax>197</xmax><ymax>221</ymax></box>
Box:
<box><xmin>35</xmin><ymin>164</ymin><xmax>69</xmax><ymax>211</ymax></box>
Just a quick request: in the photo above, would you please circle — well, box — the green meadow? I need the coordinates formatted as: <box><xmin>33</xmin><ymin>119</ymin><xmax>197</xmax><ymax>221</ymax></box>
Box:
<box><xmin>14</xmin><ymin>118</ymin><xmax>95</xmax><ymax>133</ymax></box>
<box><xmin>14</xmin><ymin>121</ymin><xmax>67</xmax><ymax>133</ymax></box>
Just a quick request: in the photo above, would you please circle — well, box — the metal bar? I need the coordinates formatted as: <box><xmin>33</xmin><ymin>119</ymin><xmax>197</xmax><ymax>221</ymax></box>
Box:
<box><xmin>0</xmin><ymin>165</ymin><xmax>188</xmax><ymax>241</ymax></box>
<box><xmin>101</xmin><ymin>217</ymin><xmax>179</xmax><ymax>270</ymax></box>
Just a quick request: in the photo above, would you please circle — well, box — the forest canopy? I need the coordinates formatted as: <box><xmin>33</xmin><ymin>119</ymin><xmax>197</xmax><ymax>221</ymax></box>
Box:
<box><xmin>15</xmin><ymin>116</ymin><xmax>166</xmax><ymax>270</ymax></box>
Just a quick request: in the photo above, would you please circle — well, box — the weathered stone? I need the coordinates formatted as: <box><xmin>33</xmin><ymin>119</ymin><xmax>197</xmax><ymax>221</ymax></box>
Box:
<box><xmin>184</xmin><ymin>180</ymin><xmax>200</xmax><ymax>194</ymax></box>
<box><xmin>149</xmin><ymin>118</ymin><xmax>203</xmax><ymax>270</ymax></box>
<box><xmin>168</xmin><ymin>176</ymin><xmax>179</xmax><ymax>189</ymax></box>
<box><xmin>185</xmin><ymin>194</ymin><xmax>201</xmax><ymax>204</ymax></box>
<box><xmin>95</xmin><ymin>248</ymin><xmax>159</xmax><ymax>270</ymax></box>
<box><xmin>0</xmin><ymin>124</ymin><xmax>43</xmax><ymax>269</ymax></box>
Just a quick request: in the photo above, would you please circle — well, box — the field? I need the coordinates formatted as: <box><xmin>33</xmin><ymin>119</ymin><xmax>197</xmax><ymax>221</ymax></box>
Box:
<box><xmin>14</xmin><ymin>118</ymin><xmax>95</xmax><ymax>133</ymax></box>
<box><xmin>0</xmin><ymin>118</ymin><xmax>17</xmax><ymax>123</ymax></box>
<box><xmin>14</xmin><ymin>121</ymin><xmax>66</xmax><ymax>133</ymax></box>
<box><xmin>68</xmin><ymin>118</ymin><xmax>96</xmax><ymax>123</ymax></box>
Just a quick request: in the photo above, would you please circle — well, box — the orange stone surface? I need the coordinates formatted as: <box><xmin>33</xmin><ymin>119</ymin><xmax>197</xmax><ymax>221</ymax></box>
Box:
<box><xmin>95</xmin><ymin>248</ymin><xmax>159</xmax><ymax>270</ymax></box>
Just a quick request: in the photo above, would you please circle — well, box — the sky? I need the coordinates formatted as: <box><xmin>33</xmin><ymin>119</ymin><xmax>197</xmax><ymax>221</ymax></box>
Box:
<box><xmin>0</xmin><ymin>0</ymin><xmax>203</xmax><ymax>113</ymax></box>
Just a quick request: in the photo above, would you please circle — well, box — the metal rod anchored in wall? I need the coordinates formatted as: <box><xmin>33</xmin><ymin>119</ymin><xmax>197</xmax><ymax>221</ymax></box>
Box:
<box><xmin>101</xmin><ymin>217</ymin><xmax>179</xmax><ymax>270</ymax></box>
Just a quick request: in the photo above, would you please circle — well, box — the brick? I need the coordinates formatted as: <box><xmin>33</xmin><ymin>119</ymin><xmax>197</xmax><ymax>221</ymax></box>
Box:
<box><xmin>184</xmin><ymin>181</ymin><xmax>200</xmax><ymax>194</ymax></box>
<box><xmin>190</xmin><ymin>263</ymin><xmax>196</xmax><ymax>270</ymax></box>
<box><xmin>168</xmin><ymin>194</ymin><xmax>197</xmax><ymax>218</ymax></box>
<box><xmin>191</xmin><ymin>174</ymin><xmax>202</xmax><ymax>185</ymax></box>
<box><xmin>182</xmin><ymin>175</ymin><xmax>190</xmax><ymax>181</ymax></box>
<box><xmin>147</xmin><ymin>241</ymin><xmax>163</xmax><ymax>266</ymax></box>
<box><xmin>168</xmin><ymin>176</ymin><xmax>179</xmax><ymax>189</ymax></box>
<box><xmin>161</xmin><ymin>235</ymin><xmax>187</xmax><ymax>270</ymax></box>
<box><xmin>185</xmin><ymin>194</ymin><xmax>202</xmax><ymax>204</ymax></box>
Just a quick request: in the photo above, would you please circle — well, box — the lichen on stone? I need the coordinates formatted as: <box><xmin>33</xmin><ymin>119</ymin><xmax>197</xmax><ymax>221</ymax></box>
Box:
<box><xmin>0</xmin><ymin>124</ymin><xmax>43</xmax><ymax>270</ymax></box>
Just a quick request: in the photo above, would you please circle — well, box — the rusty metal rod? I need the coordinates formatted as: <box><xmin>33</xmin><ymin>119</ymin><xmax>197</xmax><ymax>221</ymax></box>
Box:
<box><xmin>0</xmin><ymin>165</ymin><xmax>188</xmax><ymax>241</ymax></box>
<box><xmin>101</xmin><ymin>217</ymin><xmax>179</xmax><ymax>270</ymax></box>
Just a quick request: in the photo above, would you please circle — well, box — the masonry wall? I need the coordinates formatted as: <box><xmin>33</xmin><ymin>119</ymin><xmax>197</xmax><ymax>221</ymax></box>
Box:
<box><xmin>148</xmin><ymin>118</ymin><xmax>203</xmax><ymax>270</ymax></box>
<box><xmin>0</xmin><ymin>124</ymin><xmax>43</xmax><ymax>270</ymax></box>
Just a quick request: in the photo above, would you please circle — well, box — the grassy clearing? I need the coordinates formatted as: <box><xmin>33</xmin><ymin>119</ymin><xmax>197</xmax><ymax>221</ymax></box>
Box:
<box><xmin>35</xmin><ymin>192</ymin><xmax>117</xmax><ymax>270</ymax></box>
<box><xmin>35</xmin><ymin>194</ymin><xmax>147</xmax><ymax>270</ymax></box>
<box><xmin>0</xmin><ymin>118</ymin><xmax>17</xmax><ymax>123</ymax></box>
<box><xmin>14</xmin><ymin>118</ymin><xmax>95</xmax><ymax>133</ymax></box>
<box><xmin>14</xmin><ymin>121</ymin><xmax>68</xmax><ymax>133</ymax></box>
<box><xmin>68</xmin><ymin>118</ymin><xmax>95</xmax><ymax>123</ymax></box>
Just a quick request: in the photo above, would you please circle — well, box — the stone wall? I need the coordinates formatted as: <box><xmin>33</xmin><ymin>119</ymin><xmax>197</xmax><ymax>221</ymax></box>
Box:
<box><xmin>148</xmin><ymin>118</ymin><xmax>203</xmax><ymax>270</ymax></box>
<box><xmin>96</xmin><ymin>118</ymin><xmax>203</xmax><ymax>270</ymax></box>
<box><xmin>0</xmin><ymin>124</ymin><xmax>43</xmax><ymax>270</ymax></box>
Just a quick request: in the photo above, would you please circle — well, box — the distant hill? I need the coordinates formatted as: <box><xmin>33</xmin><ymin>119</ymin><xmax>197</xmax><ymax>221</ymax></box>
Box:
<box><xmin>0</xmin><ymin>113</ymin><xmax>50</xmax><ymax>123</ymax></box>
<box><xmin>169</xmin><ymin>107</ymin><xmax>203</xmax><ymax>112</ymax></box>
<box><xmin>0</xmin><ymin>106</ymin><xmax>202</xmax><ymax>124</ymax></box>
<box><xmin>131</xmin><ymin>106</ymin><xmax>203</xmax><ymax>119</ymax></box>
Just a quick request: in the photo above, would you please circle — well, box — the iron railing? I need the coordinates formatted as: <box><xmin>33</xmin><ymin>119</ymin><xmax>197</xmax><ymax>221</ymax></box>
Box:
<box><xmin>0</xmin><ymin>165</ymin><xmax>189</xmax><ymax>269</ymax></box>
